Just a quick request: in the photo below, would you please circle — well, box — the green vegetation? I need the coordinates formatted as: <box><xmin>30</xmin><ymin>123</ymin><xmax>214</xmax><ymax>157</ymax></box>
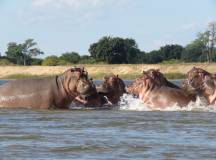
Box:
<box><xmin>3</xmin><ymin>74</ymin><xmax>40</xmax><ymax>79</ymax></box>
<box><xmin>2</xmin><ymin>73</ymin><xmax>58</xmax><ymax>79</ymax></box>
<box><xmin>42</xmin><ymin>56</ymin><xmax>59</xmax><ymax>66</ymax></box>
<box><xmin>0</xmin><ymin>59</ymin><xmax>12</xmax><ymax>65</ymax></box>
<box><xmin>1</xmin><ymin>71</ymin><xmax>186</xmax><ymax>80</ymax></box>
<box><xmin>1</xmin><ymin>22</ymin><xmax>216</xmax><ymax>65</ymax></box>
<box><xmin>89</xmin><ymin>37</ymin><xmax>141</xmax><ymax>64</ymax></box>
<box><xmin>164</xmin><ymin>73</ymin><xmax>186</xmax><ymax>79</ymax></box>
<box><xmin>161</xmin><ymin>59</ymin><xmax>184</xmax><ymax>64</ymax></box>
<box><xmin>5</xmin><ymin>39</ymin><xmax>43</xmax><ymax>65</ymax></box>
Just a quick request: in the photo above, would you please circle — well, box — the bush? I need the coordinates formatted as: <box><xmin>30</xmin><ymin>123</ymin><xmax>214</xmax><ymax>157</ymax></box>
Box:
<box><xmin>57</xmin><ymin>59</ymin><xmax>71</xmax><ymax>65</ymax></box>
<box><xmin>161</xmin><ymin>59</ymin><xmax>183</xmax><ymax>64</ymax></box>
<box><xmin>30</xmin><ymin>58</ymin><xmax>43</xmax><ymax>65</ymax></box>
<box><xmin>0</xmin><ymin>59</ymin><xmax>12</xmax><ymax>65</ymax></box>
<box><xmin>164</xmin><ymin>72</ymin><xmax>185</xmax><ymax>79</ymax></box>
<box><xmin>42</xmin><ymin>56</ymin><xmax>59</xmax><ymax>66</ymax></box>
<box><xmin>60</xmin><ymin>52</ymin><xmax>80</xmax><ymax>64</ymax></box>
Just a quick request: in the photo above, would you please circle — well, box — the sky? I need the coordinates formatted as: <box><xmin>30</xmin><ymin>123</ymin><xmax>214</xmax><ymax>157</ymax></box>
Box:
<box><xmin>0</xmin><ymin>0</ymin><xmax>216</xmax><ymax>57</ymax></box>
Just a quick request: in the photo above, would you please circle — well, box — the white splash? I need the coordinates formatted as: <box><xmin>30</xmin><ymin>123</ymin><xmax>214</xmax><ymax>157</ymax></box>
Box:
<box><xmin>119</xmin><ymin>94</ymin><xmax>151</xmax><ymax>111</ymax></box>
<box><xmin>119</xmin><ymin>94</ymin><xmax>216</xmax><ymax>112</ymax></box>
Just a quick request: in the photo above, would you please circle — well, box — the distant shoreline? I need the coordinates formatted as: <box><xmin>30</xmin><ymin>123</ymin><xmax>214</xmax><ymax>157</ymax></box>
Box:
<box><xmin>0</xmin><ymin>63</ymin><xmax>215</xmax><ymax>80</ymax></box>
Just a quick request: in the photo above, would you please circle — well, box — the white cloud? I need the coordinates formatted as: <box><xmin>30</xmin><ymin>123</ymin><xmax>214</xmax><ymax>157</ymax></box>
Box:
<box><xmin>177</xmin><ymin>22</ymin><xmax>198</xmax><ymax>31</ymax></box>
<box><xmin>32</xmin><ymin>0</ymin><xmax>103</xmax><ymax>9</ymax></box>
<box><xmin>32</xmin><ymin>0</ymin><xmax>129</xmax><ymax>10</ymax></box>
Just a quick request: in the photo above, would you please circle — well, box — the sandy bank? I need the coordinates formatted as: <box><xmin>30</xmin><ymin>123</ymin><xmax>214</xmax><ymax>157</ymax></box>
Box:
<box><xmin>0</xmin><ymin>63</ymin><xmax>215</xmax><ymax>79</ymax></box>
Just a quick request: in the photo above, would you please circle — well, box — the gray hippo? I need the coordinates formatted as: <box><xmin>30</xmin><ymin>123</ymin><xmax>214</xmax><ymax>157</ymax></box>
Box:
<box><xmin>0</xmin><ymin>67</ymin><xmax>97</xmax><ymax>109</ymax></box>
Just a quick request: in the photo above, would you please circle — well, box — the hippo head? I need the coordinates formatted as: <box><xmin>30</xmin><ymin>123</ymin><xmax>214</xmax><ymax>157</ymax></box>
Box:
<box><xmin>61</xmin><ymin>67</ymin><xmax>97</xmax><ymax>101</ymax></box>
<box><xmin>144</xmin><ymin>69</ymin><xmax>163</xmax><ymax>82</ymax></box>
<box><xmin>143</xmin><ymin>69</ymin><xmax>180</xmax><ymax>89</ymax></box>
<box><xmin>97</xmin><ymin>74</ymin><xmax>126</xmax><ymax>104</ymax></box>
<box><xmin>183</xmin><ymin>67</ymin><xmax>215</xmax><ymax>95</ymax></box>
<box><xmin>127</xmin><ymin>73</ymin><xmax>155</xmax><ymax>95</ymax></box>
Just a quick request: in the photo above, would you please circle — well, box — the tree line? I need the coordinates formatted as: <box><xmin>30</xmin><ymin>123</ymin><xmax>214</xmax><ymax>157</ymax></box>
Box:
<box><xmin>1</xmin><ymin>22</ymin><xmax>216</xmax><ymax>65</ymax></box>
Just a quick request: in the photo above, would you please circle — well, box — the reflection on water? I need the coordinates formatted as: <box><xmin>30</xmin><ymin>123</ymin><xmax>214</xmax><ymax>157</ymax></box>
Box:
<box><xmin>1</xmin><ymin>80</ymin><xmax>216</xmax><ymax>159</ymax></box>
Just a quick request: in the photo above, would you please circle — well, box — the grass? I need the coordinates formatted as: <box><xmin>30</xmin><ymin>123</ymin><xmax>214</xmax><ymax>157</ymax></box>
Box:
<box><xmin>164</xmin><ymin>72</ymin><xmax>186</xmax><ymax>79</ymax></box>
<box><xmin>1</xmin><ymin>74</ymin><xmax>52</xmax><ymax>79</ymax></box>
<box><xmin>1</xmin><ymin>72</ymin><xmax>186</xmax><ymax>80</ymax></box>
<box><xmin>90</xmin><ymin>72</ymin><xmax>141</xmax><ymax>80</ymax></box>
<box><xmin>85</xmin><ymin>72</ymin><xmax>186</xmax><ymax>80</ymax></box>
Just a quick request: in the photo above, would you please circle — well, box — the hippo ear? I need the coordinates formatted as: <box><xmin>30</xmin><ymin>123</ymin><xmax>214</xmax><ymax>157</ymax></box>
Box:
<box><xmin>143</xmin><ymin>71</ymin><xmax>146</xmax><ymax>74</ymax></box>
<box><xmin>116</xmin><ymin>74</ymin><xmax>119</xmax><ymax>78</ymax></box>
<box><xmin>156</xmin><ymin>69</ymin><xmax>160</xmax><ymax>72</ymax></box>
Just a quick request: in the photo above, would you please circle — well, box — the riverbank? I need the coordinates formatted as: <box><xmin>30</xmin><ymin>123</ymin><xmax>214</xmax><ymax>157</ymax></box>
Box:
<box><xmin>0</xmin><ymin>63</ymin><xmax>215</xmax><ymax>80</ymax></box>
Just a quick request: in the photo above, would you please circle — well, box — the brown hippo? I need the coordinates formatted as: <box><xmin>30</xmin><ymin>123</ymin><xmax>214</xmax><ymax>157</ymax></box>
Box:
<box><xmin>183</xmin><ymin>67</ymin><xmax>216</xmax><ymax>105</ymax></box>
<box><xmin>75</xmin><ymin>79</ymin><xmax>111</xmax><ymax>108</ymax></box>
<box><xmin>144</xmin><ymin>69</ymin><xmax>180</xmax><ymax>89</ymax></box>
<box><xmin>0</xmin><ymin>67</ymin><xmax>97</xmax><ymax>109</ymax></box>
<box><xmin>127</xmin><ymin>70</ymin><xmax>195</xmax><ymax>109</ymax></box>
<box><xmin>96</xmin><ymin>74</ymin><xmax>126</xmax><ymax>104</ymax></box>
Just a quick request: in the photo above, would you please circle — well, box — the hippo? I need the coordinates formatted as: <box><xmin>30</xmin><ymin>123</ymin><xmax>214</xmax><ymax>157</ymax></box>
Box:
<box><xmin>144</xmin><ymin>69</ymin><xmax>180</xmax><ymax>89</ymax></box>
<box><xmin>127</xmin><ymin>69</ymin><xmax>195</xmax><ymax>109</ymax></box>
<box><xmin>96</xmin><ymin>74</ymin><xmax>126</xmax><ymax>105</ymax></box>
<box><xmin>0</xmin><ymin>67</ymin><xmax>97</xmax><ymax>109</ymax></box>
<box><xmin>75</xmin><ymin>79</ymin><xmax>111</xmax><ymax>108</ymax></box>
<box><xmin>183</xmin><ymin>67</ymin><xmax>216</xmax><ymax>105</ymax></box>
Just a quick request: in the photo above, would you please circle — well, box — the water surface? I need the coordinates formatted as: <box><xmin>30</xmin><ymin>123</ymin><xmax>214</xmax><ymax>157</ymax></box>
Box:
<box><xmin>0</xmin><ymin>80</ymin><xmax>216</xmax><ymax>160</ymax></box>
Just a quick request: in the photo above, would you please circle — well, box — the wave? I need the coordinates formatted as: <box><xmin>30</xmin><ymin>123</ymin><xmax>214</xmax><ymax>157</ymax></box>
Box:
<box><xmin>119</xmin><ymin>94</ymin><xmax>216</xmax><ymax>112</ymax></box>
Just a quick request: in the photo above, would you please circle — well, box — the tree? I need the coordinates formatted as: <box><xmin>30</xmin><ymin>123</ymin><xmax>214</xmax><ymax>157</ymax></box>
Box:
<box><xmin>207</xmin><ymin>22</ymin><xmax>216</xmax><ymax>62</ymax></box>
<box><xmin>59</xmin><ymin>52</ymin><xmax>80</xmax><ymax>64</ymax></box>
<box><xmin>21</xmin><ymin>39</ymin><xmax>44</xmax><ymax>65</ymax></box>
<box><xmin>5</xmin><ymin>42</ymin><xmax>23</xmax><ymax>64</ymax></box>
<box><xmin>5</xmin><ymin>39</ymin><xmax>43</xmax><ymax>65</ymax></box>
<box><xmin>144</xmin><ymin>50</ymin><xmax>163</xmax><ymax>64</ymax></box>
<box><xmin>159</xmin><ymin>44</ymin><xmax>184</xmax><ymax>60</ymax></box>
<box><xmin>196</xmin><ymin>22</ymin><xmax>216</xmax><ymax>63</ymax></box>
<box><xmin>79</xmin><ymin>55</ymin><xmax>97</xmax><ymax>64</ymax></box>
<box><xmin>181</xmin><ymin>38</ymin><xmax>204</xmax><ymax>62</ymax></box>
<box><xmin>42</xmin><ymin>56</ymin><xmax>59</xmax><ymax>66</ymax></box>
<box><xmin>89</xmin><ymin>36</ymin><xmax>141</xmax><ymax>64</ymax></box>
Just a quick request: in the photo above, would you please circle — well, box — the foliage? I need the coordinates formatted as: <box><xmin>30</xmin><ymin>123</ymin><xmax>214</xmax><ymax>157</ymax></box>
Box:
<box><xmin>164</xmin><ymin>73</ymin><xmax>186</xmax><ymax>79</ymax></box>
<box><xmin>5</xmin><ymin>39</ymin><xmax>43</xmax><ymax>65</ymax></box>
<box><xmin>0</xmin><ymin>59</ymin><xmax>12</xmax><ymax>65</ymax></box>
<box><xmin>59</xmin><ymin>52</ymin><xmax>80</xmax><ymax>64</ymax></box>
<box><xmin>30</xmin><ymin>58</ymin><xmax>43</xmax><ymax>65</ymax></box>
<box><xmin>159</xmin><ymin>44</ymin><xmax>183</xmax><ymax>60</ymax></box>
<box><xmin>78</xmin><ymin>55</ymin><xmax>106</xmax><ymax>64</ymax></box>
<box><xmin>161</xmin><ymin>59</ymin><xmax>183</xmax><ymax>64</ymax></box>
<box><xmin>89</xmin><ymin>36</ymin><xmax>141</xmax><ymax>64</ymax></box>
<box><xmin>181</xmin><ymin>38</ymin><xmax>205</xmax><ymax>62</ymax></box>
<box><xmin>2</xmin><ymin>22</ymin><xmax>216</xmax><ymax>65</ymax></box>
<box><xmin>5</xmin><ymin>42</ymin><xmax>23</xmax><ymax>64</ymax></box>
<box><xmin>42</xmin><ymin>56</ymin><xmax>59</xmax><ymax>66</ymax></box>
<box><xmin>142</xmin><ymin>50</ymin><xmax>163</xmax><ymax>64</ymax></box>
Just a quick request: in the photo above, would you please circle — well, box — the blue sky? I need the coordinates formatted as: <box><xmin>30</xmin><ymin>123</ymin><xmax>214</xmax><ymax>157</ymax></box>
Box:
<box><xmin>0</xmin><ymin>0</ymin><xmax>216</xmax><ymax>57</ymax></box>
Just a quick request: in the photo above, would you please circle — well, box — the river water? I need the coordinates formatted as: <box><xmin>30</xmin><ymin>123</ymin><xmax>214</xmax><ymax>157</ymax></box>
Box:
<box><xmin>0</xmin><ymin>80</ymin><xmax>216</xmax><ymax>160</ymax></box>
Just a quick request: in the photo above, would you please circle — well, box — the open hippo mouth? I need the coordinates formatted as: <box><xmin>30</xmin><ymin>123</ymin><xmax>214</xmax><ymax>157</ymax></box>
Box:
<box><xmin>79</xmin><ymin>90</ymin><xmax>98</xmax><ymax>100</ymax></box>
<box><xmin>75</xmin><ymin>81</ymin><xmax>97</xmax><ymax>101</ymax></box>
